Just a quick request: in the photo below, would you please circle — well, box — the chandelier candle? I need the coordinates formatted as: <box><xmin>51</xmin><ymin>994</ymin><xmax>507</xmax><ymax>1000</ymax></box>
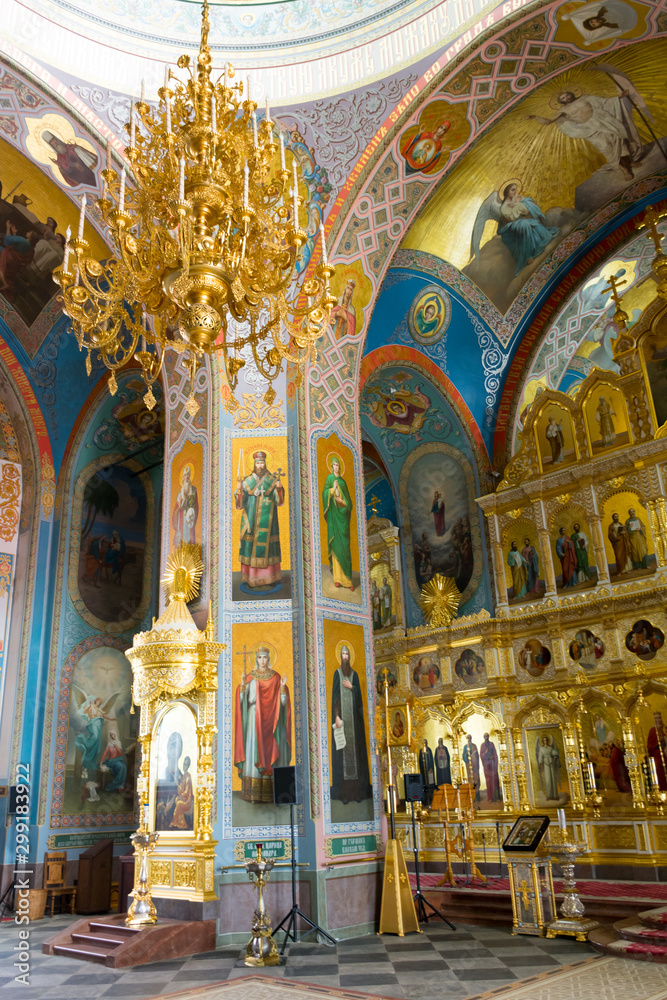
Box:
<box><xmin>63</xmin><ymin>226</ymin><xmax>71</xmax><ymax>274</ymax></box>
<box><xmin>54</xmin><ymin>0</ymin><xmax>335</xmax><ymax>415</ymax></box>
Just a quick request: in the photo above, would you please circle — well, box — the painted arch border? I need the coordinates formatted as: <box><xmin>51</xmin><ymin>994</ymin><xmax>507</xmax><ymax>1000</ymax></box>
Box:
<box><xmin>360</xmin><ymin>345</ymin><xmax>489</xmax><ymax>464</ymax></box>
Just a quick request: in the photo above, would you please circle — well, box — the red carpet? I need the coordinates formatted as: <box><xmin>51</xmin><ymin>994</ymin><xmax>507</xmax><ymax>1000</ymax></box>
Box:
<box><xmin>412</xmin><ymin>874</ymin><xmax>667</xmax><ymax>901</ymax></box>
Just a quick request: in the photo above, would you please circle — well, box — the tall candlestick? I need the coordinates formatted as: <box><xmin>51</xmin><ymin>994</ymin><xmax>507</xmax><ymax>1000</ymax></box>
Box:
<box><xmin>164</xmin><ymin>64</ymin><xmax>169</xmax><ymax>89</ymax></box>
<box><xmin>252</xmin><ymin>112</ymin><xmax>258</xmax><ymax>147</ymax></box>
<box><xmin>140</xmin><ymin>78</ymin><xmax>145</xmax><ymax>103</ymax></box>
<box><xmin>587</xmin><ymin>761</ymin><xmax>596</xmax><ymax>791</ymax></box>
<box><xmin>211</xmin><ymin>96</ymin><xmax>217</xmax><ymax>133</ymax></box>
<box><xmin>243</xmin><ymin>163</ymin><xmax>249</xmax><ymax>209</ymax></box>
<box><xmin>77</xmin><ymin>194</ymin><xmax>87</xmax><ymax>239</ymax></box>
<box><xmin>265</xmin><ymin>96</ymin><xmax>270</xmax><ymax>122</ymax></box>
<box><xmin>319</xmin><ymin>221</ymin><xmax>327</xmax><ymax>264</ymax></box>
<box><xmin>119</xmin><ymin>167</ymin><xmax>126</xmax><ymax>213</ymax></box>
<box><xmin>557</xmin><ymin>808</ymin><xmax>566</xmax><ymax>831</ymax></box>
<box><xmin>650</xmin><ymin>757</ymin><xmax>660</xmax><ymax>788</ymax></box>
<box><xmin>279</xmin><ymin>133</ymin><xmax>286</xmax><ymax>171</ymax></box>
<box><xmin>179</xmin><ymin>157</ymin><xmax>185</xmax><ymax>202</ymax></box>
<box><xmin>292</xmin><ymin>158</ymin><xmax>298</xmax><ymax>225</ymax></box>
<box><xmin>63</xmin><ymin>225</ymin><xmax>71</xmax><ymax>273</ymax></box>
<box><xmin>106</xmin><ymin>139</ymin><xmax>112</xmax><ymax>174</ymax></box>
<box><xmin>130</xmin><ymin>106</ymin><xmax>136</xmax><ymax>149</ymax></box>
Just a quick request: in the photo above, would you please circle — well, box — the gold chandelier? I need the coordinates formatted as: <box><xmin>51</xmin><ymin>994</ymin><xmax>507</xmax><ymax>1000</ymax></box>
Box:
<box><xmin>56</xmin><ymin>0</ymin><xmax>335</xmax><ymax>414</ymax></box>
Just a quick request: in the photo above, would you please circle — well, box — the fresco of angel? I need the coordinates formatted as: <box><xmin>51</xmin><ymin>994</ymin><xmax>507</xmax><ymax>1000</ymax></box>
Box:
<box><xmin>72</xmin><ymin>687</ymin><xmax>121</xmax><ymax>778</ymax></box>
<box><xmin>469</xmin><ymin>179</ymin><xmax>560</xmax><ymax>277</ymax></box>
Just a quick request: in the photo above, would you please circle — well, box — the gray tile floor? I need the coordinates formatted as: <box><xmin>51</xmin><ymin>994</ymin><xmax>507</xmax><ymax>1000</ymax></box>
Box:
<box><xmin>0</xmin><ymin>913</ymin><xmax>598</xmax><ymax>1000</ymax></box>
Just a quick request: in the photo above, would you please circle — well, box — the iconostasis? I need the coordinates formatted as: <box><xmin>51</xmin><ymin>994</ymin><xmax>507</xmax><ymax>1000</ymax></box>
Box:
<box><xmin>370</xmin><ymin>286</ymin><xmax>667</xmax><ymax>870</ymax></box>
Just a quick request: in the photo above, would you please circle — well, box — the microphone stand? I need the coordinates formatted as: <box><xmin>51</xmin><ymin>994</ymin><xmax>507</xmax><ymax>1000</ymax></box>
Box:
<box><xmin>411</xmin><ymin>799</ymin><xmax>455</xmax><ymax>929</ymax></box>
<box><xmin>273</xmin><ymin>803</ymin><xmax>336</xmax><ymax>954</ymax></box>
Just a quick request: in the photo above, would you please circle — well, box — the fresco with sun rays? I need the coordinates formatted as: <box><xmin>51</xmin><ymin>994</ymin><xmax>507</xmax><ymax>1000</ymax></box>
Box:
<box><xmin>402</xmin><ymin>39</ymin><xmax>667</xmax><ymax>315</ymax></box>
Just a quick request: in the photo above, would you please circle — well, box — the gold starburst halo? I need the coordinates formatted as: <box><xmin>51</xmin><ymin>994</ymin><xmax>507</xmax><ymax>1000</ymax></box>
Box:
<box><xmin>162</xmin><ymin>542</ymin><xmax>204</xmax><ymax>604</ymax></box>
<box><xmin>419</xmin><ymin>574</ymin><xmax>460</xmax><ymax>628</ymax></box>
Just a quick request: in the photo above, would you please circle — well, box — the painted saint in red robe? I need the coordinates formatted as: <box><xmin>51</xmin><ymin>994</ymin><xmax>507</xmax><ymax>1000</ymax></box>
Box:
<box><xmin>648</xmin><ymin>711</ymin><xmax>667</xmax><ymax>791</ymax></box>
<box><xmin>234</xmin><ymin>646</ymin><xmax>291</xmax><ymax>803</ymax></box>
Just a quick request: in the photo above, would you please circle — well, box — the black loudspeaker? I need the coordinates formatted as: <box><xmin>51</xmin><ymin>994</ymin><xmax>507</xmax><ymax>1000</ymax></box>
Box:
<box><xmin>8</xmin><ymin>786</ymin><xmax>18</xmax><ymax>815</ymax></box>
<box><xmin>404</xmin><ymin>773</ymin><xmax>425</xmax><ymax>803</ymax></box>
<box><xmin>273</xmin><ymin>765</ymin><xmax>299</xmax><ymax>805</ymax></box>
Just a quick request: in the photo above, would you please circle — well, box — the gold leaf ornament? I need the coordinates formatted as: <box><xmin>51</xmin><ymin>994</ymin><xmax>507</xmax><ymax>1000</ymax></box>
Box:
<box><xmin>162</xmin><ymin>542</ymin><xmax>204</xmax><ymax>603</ymax></box>
<box><xmin>418</xmin><ymin>574</ymin><xmax>460</xmax><ymax>627</ymax></box>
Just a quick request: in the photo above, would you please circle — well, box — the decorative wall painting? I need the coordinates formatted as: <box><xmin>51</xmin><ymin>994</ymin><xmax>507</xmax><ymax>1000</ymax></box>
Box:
<box><xmin>569</xmin><ymin>629</ymin><xmax>604</xmax><ymax>669</ymax></box>
<box><xmin>504</xmin><ymin>520</ymin><xmax>544</xmax><ymax>603</ymax></box>
<box><xmin>26</xmin><ymin>112</ymin><xmax>99</xmax><ymax>188</ymax></box>
<box><xmin>317</xmin><ymin>433</ymin><xmax>361</xmax><ymax>604</ymax></box>
<box><xmin>582</xmin><ymin>384</ymin><xmax>630</xmax><ymax>455</ymax></box>
<box><xmin>152</xmin><ymin>702</ymin><xmax>198</xmax><ymax>833</ymax></box>
<box><xmin>460</xmin><ymin>713</ymin><xmax>503</xmax><ymax>810</ymax></box>
<box><xmin>518</xmin><ymin>639</ymin><xmax>551</xmax><ymax>679</ymax></box>
<box><xmin>364</xmin><ymin>378</ymin><xmax>430</xmax><ymax>436</ymax></box>
<box><xmin>602</xmin><ymin>492</ymin><xmax>655</xmax><ymax>579</ymax></box>
<box><xmin>534</xmin><ymin>404</ymin><xmax>576</xmax><ymax>472</ymax></box>
<box><xmin>231</xmin><ymin>435</ymin><xmax>291</xmax><ymax>601</ymax></box>
<box><xmin>401</xmin><ymin>443</ymin><xmax>480</xmax><ymax>604</ymax></box>
<box><xmin>0</xmin><ymin>137</ymin><xmax>106</xmax><ymax>329</ymax></box>
<box><xmin>170</xmin><ymin>440</ymin><xmax>203</xmax><ymax>549</ymax></box>
<box><xmin>555</xmin><ymin>0</ymin><xmax>647</xmax><ymax>50</ymax></box>
<box><xmin>642</xmin><ymin>333</ymin><xmax>667</xmax><ymax>430</ymax></box>
<box><xmin>549</xmin><ymin>507</ymin><xmax>597</xmax><ymax>591</ymax></box>
<box><xmin>527</xmin><ymin>726</ymin><xmax>570</xmax><ymax>807</ymax></box>
<box><xmin>453</xmin><ymin>648</ymin><xmax>486</xmax><ymax>688</ymax></box>
<box><xmin>376</xmin><ymin>663</ymin><xmax>397</xmax><ymax>697</ymax></box>
<box><xmin>323</xmin><ymin>618</ymin><xmax>373</xmax><ymax>824</ymax></box>
<box><xmin>370</xmin><ymin>560</ymin><xmax>396</xmax><ymax>631</ymax></box>
<box><xmin>579</xmin><ymin>705</ymin><xmax>632</xmax><ymax>805</ymax></box>
<box><xmin>625</xmin><ymin>619</ymin><xmax>665</xmax><ymax>661</ymax></box>
<box><xmin>231</xmin><ymin>619</ymin><xmax>295</xmax><ymax>829</ymax></box>
<box><xmin>387</xmin><ymin>704</ymin><xmax>410</xmax><ymax>747</ymax></box>
<box><xmin>402</xmin><ymin>40</ymin><xmax>667</xmax><ymax>314</ymax></box>
<box><xmin>418</xmin><ymin>717</ymin><xmax>454</xmax><ymax>788</ymax></box>
<box><xmin>399</xmin><ymin>101</ymin><xmax>470</xmax><ymax>176</ymax></box>
<box><xmin>63</xmin><ymin>644</ymin><xmax>135</xmax><ymax>817</ymax></box>
<box><xmin>76</xmin><ymin>463</ymin><xmax>148</xmax><ymax>624</ymax></box>
<box><xmin>411</xmin><ymin>653</ymin><xmax>441</xmax><ymax>693</ymax></box>
<box><xmin>632</xmin><ymin>695</ymin><xmax>667</xmax><ymax>792</ymax></box>
<box><xmin>408</xmin><ymin>285</ymin><xmax>451</xmax><ymax>345</ymax></box>
<box><xmin>327</xmin><ymin>258</ymin><xmax>372</xmax><ymax>343</ymax></box>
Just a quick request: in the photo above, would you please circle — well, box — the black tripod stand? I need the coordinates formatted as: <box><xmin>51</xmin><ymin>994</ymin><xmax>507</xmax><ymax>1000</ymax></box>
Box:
<box><xmin>273</xmin><ymin>803</ymin><xmax>337</xmax><ymax>954</ymax></box>
<box><xmin>410</xmin><ymin>799</ymin><xmax>455</xmax><ymax>929</ymax></box>
<box><xmin>0</xmin><ymin>880</ymin><xmax>15</xmax><ymax>921</ymax></box>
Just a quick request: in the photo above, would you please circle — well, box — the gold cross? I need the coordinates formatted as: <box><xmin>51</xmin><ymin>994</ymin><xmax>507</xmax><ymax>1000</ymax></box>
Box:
<box><xmin>518</xmin><ymin>878</ymin><xmax>531</xmax><ymax>910</ymax></box>
<box><xmin>369</xmin><ymin>494</ymin><xmax>380</xmax><ymax>516</ymax></box>
<box><xmin>602</xmin><ymin>273</ymin><xmax>628</xmax><ymax>331</ymax></box>
<box><xmin>637</xmin><ymin>205</ymin><xmax>666</xmax><ymax>255</ymax></box>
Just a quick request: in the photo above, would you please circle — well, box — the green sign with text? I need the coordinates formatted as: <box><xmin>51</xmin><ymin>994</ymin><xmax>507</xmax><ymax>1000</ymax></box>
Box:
<box><xmin>329</xmin><ymin>834</ymin><xmax>378</xmax><ymax>857</ymax></box>
<box><xmin>48</xmin><ymin>831</ymin><xmax>133</xmax><ymax>850</ymax></box>
<box><xmin>239</xmin><ymin>839</ymin><xmax>288</xmax><ymax>861</ymax></box>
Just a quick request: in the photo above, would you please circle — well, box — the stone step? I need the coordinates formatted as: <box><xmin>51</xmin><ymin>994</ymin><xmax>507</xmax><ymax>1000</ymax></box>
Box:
<box><xmin>88</xmin><ymin>921</ymin><xmax>140</xmax><ymax>938</ymax></box>
<box><xmin>71</xmin><ymin>931</ymin><xmax>126</xmax><ymax>949</ymax></box>
<box><xmin>53</xmin><ymin>942</ymin><xmax>111</xmax><ymax>964</ymax></box>
<box><xmin>604</xmin><ymin>938</ymin><xmax>667</xmax><ymax>963</ymax></box>
<box><xmin>638</xmin><ymin>906</ymin><xmax>667</xmax><ymax>928</ymax></box>
<box><xmin>618</xmin><ymin>921</ymin><xmax>667</xmax><ymax>945</ymax></box>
